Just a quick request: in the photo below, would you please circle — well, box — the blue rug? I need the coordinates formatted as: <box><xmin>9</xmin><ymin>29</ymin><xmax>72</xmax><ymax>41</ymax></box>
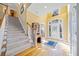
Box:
<box><xmin>46</xmin><ymin>41</ymin><xmax>57</xmax><ymax>47</ymax></box>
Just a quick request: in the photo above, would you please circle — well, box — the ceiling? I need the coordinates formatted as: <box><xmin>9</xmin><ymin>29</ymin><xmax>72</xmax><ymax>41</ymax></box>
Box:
<box><xmin>27</xmin><ymin>3</ymin><xmax>68</xmax><ymax>16</ymax></box>
<box><xmin>4</xmin><ymin>3</ymin><xmax>17</xmax><ymax>10</ymax></box>
<box><xmin>4</xmin><ymin>3</ymin><xmax>31</xmax><ymax>11</ymax></box>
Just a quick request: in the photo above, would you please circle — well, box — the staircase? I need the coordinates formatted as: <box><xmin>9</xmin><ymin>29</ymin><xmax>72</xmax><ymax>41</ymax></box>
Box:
<box><xmin>5</xmin><ymin>16</ymin><xmax>33</xmax><ymax>56</ymax></box>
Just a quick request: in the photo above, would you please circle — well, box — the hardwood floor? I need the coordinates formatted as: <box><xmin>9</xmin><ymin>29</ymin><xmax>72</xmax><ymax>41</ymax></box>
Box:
<box><xmin>16</xmin><ymin>43</ymin><xmax>69</xmax><ymax>56</ymax></box>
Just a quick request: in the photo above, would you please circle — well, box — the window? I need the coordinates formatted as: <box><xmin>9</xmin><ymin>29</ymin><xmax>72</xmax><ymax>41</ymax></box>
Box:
<box><xmin>52</xmin><ymin>9</ymin><xmax>59</xmax><ymax>16</ymax></box>
<box><xmin>48</xmin><ymin>19</ymin><xmax>63</xmax><ymax>40</ymax></box>
<box><xmin>20</xmin><ymin>4</ymin><xmax>24</xmax><ymax>14</ymax></box>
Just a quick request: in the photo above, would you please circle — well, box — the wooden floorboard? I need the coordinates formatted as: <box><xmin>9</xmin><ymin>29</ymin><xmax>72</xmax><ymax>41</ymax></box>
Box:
<box><xmin>16</xmin><ymin>43</ymin><xmax>69</xmax><ymax>56</ymax></box>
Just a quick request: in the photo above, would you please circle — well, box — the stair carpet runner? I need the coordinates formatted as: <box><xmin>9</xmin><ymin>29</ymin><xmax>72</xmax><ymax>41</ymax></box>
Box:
<box><xmin>1</xmin><ymin>16</ymin><xmax>33</xmax><ymax>56</ymax></box>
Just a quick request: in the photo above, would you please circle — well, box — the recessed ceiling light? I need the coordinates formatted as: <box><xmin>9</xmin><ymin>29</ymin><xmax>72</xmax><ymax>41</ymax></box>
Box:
<box><xmin>18</xmin><ymin>3</ymin><xmax>20</xmax><ymax>5</ymax></box>
<box><xmin>24</xmin><ymin>4</ymin><xmax>26</xmax><ymax>8</ymax></box>
<box><xmin>44</xmin><ymin>6</ymin><xmax>47</xmax><ymax>8</ymax></box>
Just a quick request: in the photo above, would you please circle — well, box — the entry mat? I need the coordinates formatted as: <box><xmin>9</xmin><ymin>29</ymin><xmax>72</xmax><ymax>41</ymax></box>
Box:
<box><xmin>46</xmin><ymin>41</ymin><xmax>57</xmax><ymax>47</ymax></box>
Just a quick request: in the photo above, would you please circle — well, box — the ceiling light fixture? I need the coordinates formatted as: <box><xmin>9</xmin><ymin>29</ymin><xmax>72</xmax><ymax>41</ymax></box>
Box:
<box><xmin>44</xmin><ymin>6</ymin><xmax>47</xmax><ymax>8</ymax></box>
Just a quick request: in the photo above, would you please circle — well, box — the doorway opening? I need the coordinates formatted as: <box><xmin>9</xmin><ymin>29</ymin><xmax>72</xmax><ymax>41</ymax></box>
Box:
<box><xmin>10</xmin><ymin>10</ymin><xmax>15</xmax><ymax>16</ymax></box>
<box><xmin>37</xmin><ymin>33</ymin><xmax>41</xmax><ymax>43</ymax></box>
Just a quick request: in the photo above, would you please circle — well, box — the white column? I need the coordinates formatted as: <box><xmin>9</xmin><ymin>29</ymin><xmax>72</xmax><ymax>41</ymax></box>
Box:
<box><xmin>77</xmin><ymin>4</ymin><xmax>79</xmax><ymax>56</ymax></box>
<box><xmin>69</xmin><ymin>4</ymin><xmax>77</xmax><ymax>56</ymax></box>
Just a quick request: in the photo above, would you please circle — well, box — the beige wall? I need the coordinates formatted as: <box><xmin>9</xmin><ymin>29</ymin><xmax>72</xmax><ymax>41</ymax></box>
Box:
<box><xmin>24</xmin><ymin>4</ymin><xmax>69</xmax><ymax>44</ymax></box>
<box><xmin>0</xmin><ymin>4</ymin><xmax>6</xmax><ymax>26</ymax></box>
<box><xmin>45</xmin><ymin>5</ymin><xmax>68</xmax><ymax>43</ymax></box>
<box><xmin>15</xmin><ymin>4</ymin><xmax>69</xmax><ymax>44</ymax></box>
<box><xmin>26</xmin><ymin>11</ymin><xmax>40</xmax><ymax>25</ymax></box>
<box><xmin>0</xmin><ymin>5</ymin><xmax>3</xmax><ymax>26</ymax></box>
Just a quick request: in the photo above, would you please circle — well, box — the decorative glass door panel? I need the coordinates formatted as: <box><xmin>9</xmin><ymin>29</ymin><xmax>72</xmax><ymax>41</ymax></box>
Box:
<box><xmin>48</xmin><ymin>19</ymin><xmax>63</xmax><ymax>40</ymax></box>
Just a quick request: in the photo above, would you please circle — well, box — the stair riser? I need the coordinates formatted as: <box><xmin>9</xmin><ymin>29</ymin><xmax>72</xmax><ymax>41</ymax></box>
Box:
<box><xmin>7</xmin><ymin>31</ymin><xmax>24</xmax><ymax>34</ymax></box>
<box><xmin>7</xmin><ymin>33</ymin><xmax>25</xmax><ymax>36</ymax></box>
<box><xmin>7</xmin><ymin>41</ymin><xmax>30</xmax><ymax>50</ymax></box>
<box><xmin>7</xmin><ymin>28</ymin><xmax>23</xmax><ymax>30</ymax></box>
<box><xmin>7</xmin><ymin>38</ymin><xmax>29</xmax><ymax>45</ymax></box>
<box><xmin>5</xmin><ymin>16</ymin><xmax>32</xmax><ymax>56</ymax></box>
<box><xmin>7</xmin><ymin>36</ymin><xmax>27</xmax><ymax>39</ymax></box>
<box><xmin>7</xmin><ymin>36</ymin><xmax>27</xmax><ymax>40</ymax></box>
<box><xmin>7</xmin><ymin>39</ymin><xmax>28</xmax><ymax>47</ymax></box>
<box><xmin>7</xmin><ymin>29</ymin><xmax>23</xmax><ymax>32</ymax></box>
<box><xmin>6</xmin><ymin>44</ymin><xmax>32</xmax><ymax>56</ymax></box>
